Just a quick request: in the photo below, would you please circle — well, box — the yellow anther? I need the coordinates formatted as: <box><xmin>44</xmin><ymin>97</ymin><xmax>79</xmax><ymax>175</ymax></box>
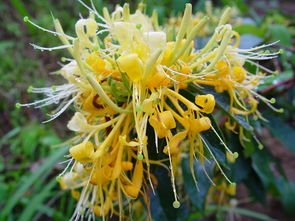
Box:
<box><xmin>173</xmin><ymin>200</ymin><xmax>180</xmax><ymax>208</ymax></box>
<box><xmin>226</xmin><ymin>151</ymin><xmax>239</xmax><ymax>163</ymax></box>
<box><xmin>227</xmin><ymin>183</ymin><xmax>236</xmax><ymax>195</ymax></box>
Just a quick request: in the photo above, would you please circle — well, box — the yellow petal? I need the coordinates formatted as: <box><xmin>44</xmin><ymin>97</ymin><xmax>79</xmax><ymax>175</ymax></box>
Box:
<box><xmin>69</xmin><ymin>141</ymin><xmax>94</xmax><ymax>164</ymax></box>
<box><xmin>190</xmin><ymin>117</ymin><xmax>211</xmax><ymax>133</ymax></box>
<box><xmin>146</xmin><ymin>69</ymin><xmax>170</xmax><ymax>88</ymax></box>
<box><xmin>215</xmin><ymin>60</ymin><xmax>228</xmax><ymax>77</ymax></box>
<box><xmin>117</xmin><ymin>53</ymin><xmax>143</xmax><ymax>82</ymax></box>
<box><xmin>125</xmin><ymin>185</ymin><xmax>140</xmax><ymax>198</ymax></box>
<box><xmin>93</xmin><ymin>198</ymin><xmax>112</xmax><ymax>216</ymax></box>
<box><xmin>149</xmin><ymin>111</ymin><xmax>176</xmax><ymax>138</ymax></box>
<box><xmin>71</xmin><ymin>189</ymin><xmax>80</xmax><ymax>200</ymax></box>
<box><xmin>59</xmin><ymin>172</ymin><xmax>79</xmax><ymax>190</ymax></box>
<box><xmin>143</xmin><ymin>31</ymin><xmax>166</xmax><ymax>52</ymax></box>
<box><xmin>232</xmin><ymin>66</ymin><xmax>246</xmax><ymax>82</ymax></box>
<box><xmin>195</xmin><ymin>94</ymin><xmax>215</xmax><ymax>114</ymax></box>
<box><xmin>122</xmin><ymin>161</ymin><xmax>133</xmax><ymax>171</ymax></box>
<box><xmin>90</xmin><ymin>164</ymin><xmax>113</xmax><ymax>185</ymax></box>
<box><xmin>86</xmin><ymin>52</ymin><xmax>106</xmax><ymax>74</ymax></box>
<box><xmin>164</xmin><ymin>131</ymin><xmax>187</xmax><ymax>155</ymax></box>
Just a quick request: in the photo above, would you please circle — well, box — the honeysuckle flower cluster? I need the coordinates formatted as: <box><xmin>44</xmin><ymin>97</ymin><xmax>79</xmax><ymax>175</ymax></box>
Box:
<box><xmin>18</xmin><ymin>2</ymin><xmax>281</xmax><ymax>220</ymax></box>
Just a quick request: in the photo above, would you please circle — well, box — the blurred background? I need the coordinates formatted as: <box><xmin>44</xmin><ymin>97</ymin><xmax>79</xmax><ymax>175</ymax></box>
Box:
<box><xmin>0</xmin><ymin>0</ymin><xmax>294</xmax><ymax>220</ymax></box>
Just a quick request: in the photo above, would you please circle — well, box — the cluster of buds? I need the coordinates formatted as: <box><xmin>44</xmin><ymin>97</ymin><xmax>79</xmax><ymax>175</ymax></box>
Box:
<box><xmin>19</xmin><ymin>2</ymin><xmax>281</xmax><ymax>220</ymax></box>
<box><xmin>166</xmin><ymin>0</ymin><xmax>242</xmax><ymax>40</ymax></box>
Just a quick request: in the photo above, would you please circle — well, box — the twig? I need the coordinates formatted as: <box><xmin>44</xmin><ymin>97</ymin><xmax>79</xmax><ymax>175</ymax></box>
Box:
<box><xmin>259</xmin><ymin>77</ymin><xmax>295</xmax><ymax>94</ymax></box>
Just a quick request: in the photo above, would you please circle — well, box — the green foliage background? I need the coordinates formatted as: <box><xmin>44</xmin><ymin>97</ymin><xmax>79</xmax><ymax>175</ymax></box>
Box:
<box><xmin>0</xmin><ymin>0</ymin><xmax>294</xmax><ymax>220</ymax></box>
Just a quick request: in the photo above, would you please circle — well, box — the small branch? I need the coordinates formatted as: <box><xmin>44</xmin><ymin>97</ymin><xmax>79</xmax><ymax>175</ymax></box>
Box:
<box><xmin>259</xmin><ymin>77</ymin><xmax>295</xmax><ymax>94</ymax></box>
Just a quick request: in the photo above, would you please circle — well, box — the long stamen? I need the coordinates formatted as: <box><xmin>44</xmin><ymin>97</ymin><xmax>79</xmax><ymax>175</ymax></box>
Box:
<box><xmin>30</xmin><ymin>43</ymin><xmax>73</xmax><ymax>51</ymax></box>
<box><xmin>201</xmin><ymin>136</ymin><xmax>233</xmax><ymax>184</ymax></box>
<box><xmin>210</xmin><ymin>124</ymin><xmax>239</xmax><ymax>159</ymax></box>
<box><xmin>23</xmin><ymin>16</ymin><xmax>74</xmax><ymax>40</ymax></box>
<box><xmin>165</xmin><ymin>137</ymin><xmax>180</xmax><ymax>208</ymax></box>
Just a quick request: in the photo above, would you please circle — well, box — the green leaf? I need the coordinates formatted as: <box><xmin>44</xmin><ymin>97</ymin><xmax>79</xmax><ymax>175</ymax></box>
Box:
<box><xmin>268</xmin><ymin>24</ymin><xmax>292</xmax><ymax>47</ymax></box>
<box><xmin>187</xmin><ymin>84</ymin><xmax>253</xmax><ymax>131</ymax></box>
<box><xmin>263</xmin><ymin>116</ymin><xmax>295</xmax><ymax>154</ymax></box>
<box><xmin>172</xmin><ymin>0</ymin><xmax>187</xmax><ymax>13</ymax></box>
<box><xmin>0</xmin><ymin>146</ymin><xmax>68</xmax><ymax>219</ymax></box>
<box><xmin>201</xmin><ymin>130</ymin><xmax>227</xmax><ymax>167</ymax></box>
<box><xmin>21</xmin><ymin>125</ymin><xmax>40</xmax><ymax>157</ymax></box>
<box><xmin>239</xmin><ymin>34</ymin><xmax>263</xmax><ymax>49</ymax></box>
<box><xmin>120</xmin><ymin>72</ymin><xmax>132</xmax><ymax>94</ymax></box>
<box><xmin>0</xmin><ymin>127</ymin><xmax>20</xmax><ymax>149</ymax></box>
<box><xmin>151</xmin><ymin>166</ymin><xmax>189</xmax><ymax>221</ymax></box>
<box><xmin>258</xmin><ymin>70</ymin><xmax>293</xmax><ymax>91</ymax></box>
<box><xmin>244</xmin><ymin>168</ymin><xmax>266</xmax><ymax>203</ymax></box>
<box><xmin>0</xmin><ymin>41</ymin><xmax>15</xmax><ymax>52</ymax></box>
<box><xmin>181</xmin><ymin>156</ymin><xmax>213</xmax><ymax>211</ymax></box>
<box><xmin>208</xmin><ymin>205</ymin><xmax>278</xmax><ymax>221</ymax></box>
<box><xmin>19</xmin><ymin>179</ymin><xmax>57</xmax><ymax>221</ymax></box>
<box><xmin>251</xmin><ymin>149</ymin><xmax>276</xmax><ymax>186</ymax></box>
<box><xmin>234</xmin><ymin>24</ymin><xmax>265</xmax><ymax>37</ymax></box>
<box><xmin>227</xmin><ymin>134</ymin><xmax>251</xmax><ymax>183</ymax></box>
<box><xmin>11</xmin><ymin>0</ymin><xmax>36</xmax><ymax>35</ymax></box>
<box><xmin>281</xmin><ymin>181</ymin><xmax>295</xmax><ymax>217</ymax></box>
